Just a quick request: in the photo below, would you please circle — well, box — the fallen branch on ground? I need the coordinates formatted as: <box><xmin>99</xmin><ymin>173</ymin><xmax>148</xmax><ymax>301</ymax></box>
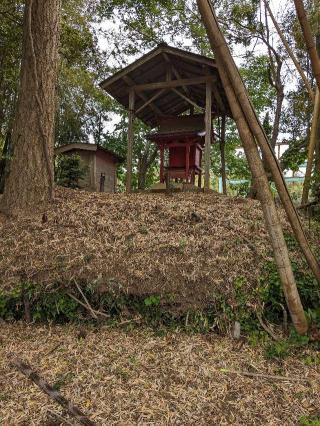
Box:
<box><xmin>220</xmin><ymin>368</ymin><xmax>309</xmax><ymax>383</ymax></box>
<box><xmin>257</xmin><ymin>312</ymin><xmax>281</xmax><ymax>341</ymax></box>
<box><xmin>67</xmin><ymin>292</ymin><xmax>110</xmax><ymax>320</ymax></box>
<box><xmin>9</xmin><ymin>356</ymin><xmax>97</xmax><ymax>426</ymax></box>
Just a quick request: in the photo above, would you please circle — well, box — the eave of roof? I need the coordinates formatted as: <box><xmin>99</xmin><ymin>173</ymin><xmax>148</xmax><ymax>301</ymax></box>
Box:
<box><xmin>54</xmin><ymin>143</ymin><xmax>124</xmax><ymax>163</ymax></box>
<box><xmin>99</xmin><ymin>44</ymin><xmax>232</xmax><ymax>127</ymax></box>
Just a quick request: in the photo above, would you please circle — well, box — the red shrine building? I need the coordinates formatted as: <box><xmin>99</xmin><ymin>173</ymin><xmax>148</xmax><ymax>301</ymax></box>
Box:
<box><xmin>148</xmin><ymin>115</ymin><xmax>209</xmax><ymax>188</ymax></box>
<box><xmin>100</xmin><ymin>43</ymin><xmax>231</xmax><ymax>192</ymax></box>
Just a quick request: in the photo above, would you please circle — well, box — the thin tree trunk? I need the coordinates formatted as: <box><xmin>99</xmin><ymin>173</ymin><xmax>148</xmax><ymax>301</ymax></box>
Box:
<box><xmin>263</xmin><ymin>0</ymin><xmax>314</xmax><ymax>102</ymax></box>
<box><xmin>0</xmin><ymin>130</ymin><xmax>11</xmax><ymax>193</ymax></box>
<box><xmin>197</xmin><ymin>0</ymin><xmax>308</xmax><ymax>334</ymax></box>
<box><xmin>271</xmin><ymin>83</ymin><xmax>284</xmax><ymax>150</ymax></box>
<box><xmin>196</xmin><ymin>0</ymin><xmax>320</xmax><ymax>285</ymax></box>
<box><xmin>302</xmin><ymin>88</ymin><xmax>320</xmax><ymax>204</ymax></box>
<box><xmin>0</xmin><ymin>0</ymin><xmax>60</xmax><ymax>215</ymax></box>
<box><xmin>293</xmin><ymin>0</ymin><xmax>320</xmax><ymax>92</ymax></box>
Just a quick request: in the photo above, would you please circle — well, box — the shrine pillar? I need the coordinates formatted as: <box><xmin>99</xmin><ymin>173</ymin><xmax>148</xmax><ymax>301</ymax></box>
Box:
<box><xmin>204</xmin><ymin>81</ymin><xmax>212</xmax><ymax>190</ymax></box>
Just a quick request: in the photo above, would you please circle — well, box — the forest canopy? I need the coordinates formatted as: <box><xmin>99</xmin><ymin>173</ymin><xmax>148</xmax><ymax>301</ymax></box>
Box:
<box><xmin>0</xmin><ymin>0</ymin><xmax>319</xmax><ymax>191</ymax></box>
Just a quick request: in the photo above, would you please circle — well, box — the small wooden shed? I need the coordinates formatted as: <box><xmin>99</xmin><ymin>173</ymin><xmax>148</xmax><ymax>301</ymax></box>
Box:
<box><xmin>55</xmin><ymin>143</ymin><xmax>123</xmax><ymax>193</ymax></box>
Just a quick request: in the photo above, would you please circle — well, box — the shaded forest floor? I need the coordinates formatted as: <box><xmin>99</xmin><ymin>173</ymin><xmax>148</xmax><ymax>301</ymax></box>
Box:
<box><xmin>1</xmin><ymin>323</ymin><xmax>320</xmax><ymax>425</ymax></box>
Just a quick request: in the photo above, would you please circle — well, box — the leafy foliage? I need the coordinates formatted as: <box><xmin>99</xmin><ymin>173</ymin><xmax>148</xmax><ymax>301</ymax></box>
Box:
<box><xmin>55</xmin><ymin>154</ymin><xmax>87</xmax><ymax>188</ymax></box>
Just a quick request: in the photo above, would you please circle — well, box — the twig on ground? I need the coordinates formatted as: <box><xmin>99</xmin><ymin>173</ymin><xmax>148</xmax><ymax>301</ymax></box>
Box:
<box><xmin>257</xmin><ymin>312</ymin><xmax>281</xmax><ymax>341</ymax></box>
<box><xmin>74</xmin><ymin>281</ymin><xmax>98</xmax><ymax>320</ymax></box>
<box><xmin>66</xmin><ymin>292</ymin><xmax>110</xmax><ymax>320</ymax></box>
<box><xmin>9</xmin><ymin>356</ymin><xmax>96</xmax><ymax>426</ymax></box>
<box><xmin>220</xmin><ymin>368</ymin><xmax>309</xmax><ymax>383</ymax></box>
<box><xmin>47</xmin><ymin>408</ymin><xmax>74</xmax><ymax>426</ymax></box>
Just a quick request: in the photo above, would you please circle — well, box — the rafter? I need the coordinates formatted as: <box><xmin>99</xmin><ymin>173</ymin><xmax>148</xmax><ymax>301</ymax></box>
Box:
<box><xmin>122</xmin><ymin>75</ymin><xmax>163</xmax><ymax>116</ymax></box>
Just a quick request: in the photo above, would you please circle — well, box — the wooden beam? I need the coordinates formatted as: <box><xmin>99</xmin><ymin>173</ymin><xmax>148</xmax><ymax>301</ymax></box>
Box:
<box><xmin>126</xmin><ymin>89</ymin><xmax>135</xmax><ymax>193</ymax></box>
<box><xmin>123</xmin><ymin>75</ymin><xmax>163</xmax><ymax>116</ymax></box>
<box><xmin>172</xmin><ymin>88</ymin><xmax>205</xmax><ymax>111</ymax></box>
<box><xmin>163</xmin><ymin>52</ymin><xmax>191</xmax><ymax>96</ymax></box>
<box><xmin>134</xmin><ymin>76</ymin><xmax>215</xmax><ymax>92</ymax></box>
<box><xmin>136</xmin><ymin>89</ymin><xmax>166</xmax><ymax>115</ymax></box>
<box><xmin>204</xmin><ymin>81</ymin><xmax>212</xmax><ymax>190</ymax></box>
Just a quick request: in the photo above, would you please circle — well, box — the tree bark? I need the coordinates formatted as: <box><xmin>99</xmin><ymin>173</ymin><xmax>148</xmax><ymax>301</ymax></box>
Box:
<box><xmin>293</xmin><ymin>0</ymin><xmax>320</xmax><ymax>92</ymax></box>
<box><xmin>137</xmin><ymin>144</ymin><xmax>157</xmax><ymax>190</ymax></box>
<box><xmin>0</xmin><ymin>0</ymin><xmax>60</xmax><ymax>215</ymax></box>
<box><xmin>197</xmin><ymin>0</ymin><xmax>308</xmax><ymax>334</ymax></box>
<box><xmin>196</xmin><ymin>0</ymin><xmax>320</xmax><ymax>286</ymax></box>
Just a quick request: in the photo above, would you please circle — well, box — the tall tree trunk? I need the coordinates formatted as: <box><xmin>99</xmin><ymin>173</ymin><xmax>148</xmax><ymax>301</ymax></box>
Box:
<box><xmin>294</xmin><ymin>0</ymin><xmax>320</xmax><ymax>92</ymax></box>
<box><xmin>196</xmin><ymin>0</ymin><xmax>320</xmax><ymax>287</ymax></box>
<box><xmin>0</xmin><ymin>0</ymin><xmax>60</xmax><ymax>215</ymax></box>
<box><xmin>197</xmin><ymin>0</ymin><xmax>309</xmax><ymax>334</ymax></box>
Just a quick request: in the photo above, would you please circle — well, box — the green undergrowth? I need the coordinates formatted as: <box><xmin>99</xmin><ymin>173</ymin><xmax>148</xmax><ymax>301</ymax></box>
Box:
<box><xmin>299</xmin><ymin>416</ymin><xmax>320</xmax><ymax>426</ymax></box>
<box><xmin>1</xmin><ymin>232</ymin><xmax>319</xmax><ymax>356</ymax></box>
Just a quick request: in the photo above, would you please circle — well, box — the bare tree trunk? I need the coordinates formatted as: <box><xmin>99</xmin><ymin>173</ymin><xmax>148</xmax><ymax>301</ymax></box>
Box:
<box><xmin>271</xmin><ymin>81</ymin><xmax>284</xmax><ymax>150</ymax></box>
<box><xmin>197</xmin><ymin>0</ymin><xmax>308</xmax><ymax>334</ymax></box>
<box><xmin>196</xmin><ymin>0</ymin><xmax>320</xmax><ymax>286</ymax></box>
<box><xmin>294</xmin><ymin>0</ymin><xmax>320</xmax><ymax>92</ymax></box>
<box><xmin>0</xmin><ymin>0</ymin><xmax>60</xmax><ymax>215</ymax></box>
<box><xmin>263</xmin><ymin>0</ymin><xmax>314</xmax><ymax>102</ymax></box>
<box><xmin>137</xmin><ymin>144</ymin><xmax>157</xmax><ymax>190</ymax></box>
<box><xmin>302</xmin><ymin>88</ymin><xmax>320</xmax><ymax>204</ymax></box>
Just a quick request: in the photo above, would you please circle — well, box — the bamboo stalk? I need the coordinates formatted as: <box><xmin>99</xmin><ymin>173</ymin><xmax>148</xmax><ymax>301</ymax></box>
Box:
<box><xmin>219</xmin><ymin>66</ymin><xmax>308</xmax><ymax>334</ymax></box>
<box><xmin>302</xmin><ymin>88</ymin><xmax>320</xmax><ymax>204</ymax></box>
<box><xmin>293</xmin><ymin>0</ymin><xmax>320</xmax><ymax>92</ymax></box>
<box><xmin>196</xmin><ymin>0</ymin><xmax>320</xmax><ymax>284</ymax></box>
<box><xmin>263</xmin><ymin>0</ymin><xmax>315</xmax><ymax>103</ymax></box>
<box><xmin>197</xmin><ymin>0</ymin><xmax>308</xmax><ymax>334</ymax></box>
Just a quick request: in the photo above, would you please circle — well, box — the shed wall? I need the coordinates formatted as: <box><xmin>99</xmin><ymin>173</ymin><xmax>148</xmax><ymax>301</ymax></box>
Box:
<box><xmin>95</xmin><ymin>150</ymin><xmax>117</xmax><ymax>193</ymax></box>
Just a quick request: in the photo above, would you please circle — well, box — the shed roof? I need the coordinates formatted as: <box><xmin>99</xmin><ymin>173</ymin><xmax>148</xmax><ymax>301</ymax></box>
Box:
<box><xmin>100</xmin><ymin>44</ymin><xmax>232</xmax><ymax>127</ymax></box>
<box><xmin>54</xmin><ymin>143</ymin><xmax>124</xmax><ymax>163</ymax></box>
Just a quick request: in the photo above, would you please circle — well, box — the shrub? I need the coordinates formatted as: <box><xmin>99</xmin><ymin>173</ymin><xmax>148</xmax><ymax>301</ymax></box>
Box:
<box><xmin>55</xmin><ymin>154</ymin><xmax>87</xmax><ymax>188</ymax></box>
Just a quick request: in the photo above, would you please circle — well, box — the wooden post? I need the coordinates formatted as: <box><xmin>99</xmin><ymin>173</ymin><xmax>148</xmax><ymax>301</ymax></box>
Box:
<box><xmin>198</xmin><ymin>170</ymin><xmax>202</xmax><ymax>188</ymax></box>
<box><xmin>160</xmin><ymin>145</ymin><xmax>165</xmax><ymax>183</ymax></box>
<box><xmin>185</xmin><ymin>144</ymin><xmax>191</xmax><ymax>183</ymax></box>
<box><xmin>204</xmin><ymin>81</ymin><xmax>212</xmax><ymax>190</ymax></box>
<box><xmin>220</xmin><ymin>115</ymin><xmax>227</xmax><ymax>195</ymax></box>
<box><xmin>126</xmin><ymin>89</ymin><xmax>135</xmax><ymax>193</ymax></box>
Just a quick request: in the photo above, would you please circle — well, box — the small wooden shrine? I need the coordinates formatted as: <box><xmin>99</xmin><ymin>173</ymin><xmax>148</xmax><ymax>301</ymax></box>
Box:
<box><xmin>148</xmin><ymin>115</ymin><xmax>208</xmax><ymax>187</ymax></box>
<box><xmin>100</xmin><ymin>43</ymin><xmax>232</xmax><ymax>192</ymax></box>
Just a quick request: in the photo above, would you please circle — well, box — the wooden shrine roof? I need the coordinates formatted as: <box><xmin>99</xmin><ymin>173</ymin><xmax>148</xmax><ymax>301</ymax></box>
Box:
<box><xmin>100</xmin><ymin>44</ymin><xmax>232</xmax><ymax>127</ymax></box>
